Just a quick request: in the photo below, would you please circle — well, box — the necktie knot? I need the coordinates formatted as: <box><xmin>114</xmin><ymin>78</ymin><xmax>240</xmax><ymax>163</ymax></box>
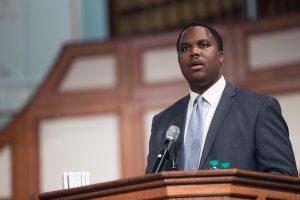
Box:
<box><xmin>195</xmin><ymin>95</ymin><xmax>203</xmax><ymax>104</ymax></box>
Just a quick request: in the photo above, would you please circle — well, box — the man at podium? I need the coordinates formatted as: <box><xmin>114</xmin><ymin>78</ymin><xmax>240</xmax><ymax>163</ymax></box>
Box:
<box><xmin>145</xmin><ymin>21</ymin><xmax>298</xmax><ymax>176</ymax></box>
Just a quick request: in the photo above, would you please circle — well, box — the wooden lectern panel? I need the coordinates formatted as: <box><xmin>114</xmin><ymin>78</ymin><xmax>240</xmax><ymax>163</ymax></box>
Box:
<box><xmin>39</xmin><ymin>169</ymin><xmax>300</xmax><ymax>200</ymax></box>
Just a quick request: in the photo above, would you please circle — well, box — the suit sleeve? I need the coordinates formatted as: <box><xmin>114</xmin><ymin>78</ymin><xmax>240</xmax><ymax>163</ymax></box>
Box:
<box><xmin>255</xmin><ymin>97</ymin><xmax>298</xmax><ymax>176</ymax></box>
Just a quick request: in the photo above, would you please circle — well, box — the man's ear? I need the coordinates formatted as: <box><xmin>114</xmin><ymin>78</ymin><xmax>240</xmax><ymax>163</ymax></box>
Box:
<box><xmin>218</xmin><ymin>51</ymin><xmax>224</xmax><ymax>63</ymax></box>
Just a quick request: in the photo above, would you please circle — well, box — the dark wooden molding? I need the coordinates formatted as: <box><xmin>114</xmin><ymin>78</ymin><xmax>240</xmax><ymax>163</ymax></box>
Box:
<box><xmin>233</xmin><ymin>13</ymin><xmax>300</xmax><ymax>95</ymax></box>
<box><xmin>39</xmin><ymin>169</ymin><xmax>300</xmax><ymax>200</ymax></box>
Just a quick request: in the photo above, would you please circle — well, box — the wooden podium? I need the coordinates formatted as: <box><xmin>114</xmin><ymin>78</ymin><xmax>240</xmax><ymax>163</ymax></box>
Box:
<box><xmin>39</xmin><ymin>169</ymin><xmax>300</xmax><ymax>199</ymax></box>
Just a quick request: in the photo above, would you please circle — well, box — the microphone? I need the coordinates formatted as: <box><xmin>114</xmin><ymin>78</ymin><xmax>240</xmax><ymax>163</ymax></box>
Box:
<box><xmin>151</xmin><ymin>125</ymin><xmax>180</xmax><ymax>173</ymax></box>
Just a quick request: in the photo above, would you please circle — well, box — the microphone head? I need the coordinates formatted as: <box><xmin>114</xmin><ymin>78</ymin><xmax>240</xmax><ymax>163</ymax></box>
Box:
<box><xmin>166</xmin><ymin>125</ymin><xmax>180</xmax><ymax>141</ymax></box>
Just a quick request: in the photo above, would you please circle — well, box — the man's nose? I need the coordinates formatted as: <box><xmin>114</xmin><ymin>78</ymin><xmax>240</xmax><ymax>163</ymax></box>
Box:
<box><xmin>191</xmin><ymin>45</ymin><xmax>201</xmax><ymax>56</ymax></box>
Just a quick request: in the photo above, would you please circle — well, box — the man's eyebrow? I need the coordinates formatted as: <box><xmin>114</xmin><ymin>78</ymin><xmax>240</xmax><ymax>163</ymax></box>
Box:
<box><xmin>180</xmin><ymin>39</ymin><xmax>209</xmax><ymax>45</ymax></box>
<box><xmin>199</xmin><ymin>39</ymin><xmax>210</xmax><ymax>42</ymax></box>
<box><xmin>180</xmin><ymin>42</ymin><xmax>188</xmax><ymax>45</ymax></box>
<box><xmin>179</xmin><ymin>42</ymin><xmax>190</xmax><ymax>47</ymax></box>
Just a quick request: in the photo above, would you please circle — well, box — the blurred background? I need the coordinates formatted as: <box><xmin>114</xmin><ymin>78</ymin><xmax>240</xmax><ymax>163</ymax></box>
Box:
<box><xmin>0</xmin><ymin>0</ymin><xmax>300</xmax><ymax>199</ymax></box>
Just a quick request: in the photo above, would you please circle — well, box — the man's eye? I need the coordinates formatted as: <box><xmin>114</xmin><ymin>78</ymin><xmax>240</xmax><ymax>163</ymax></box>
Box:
<box><xmin>181</xmin><ymin>46</ymin><xmax>189</xmax><ymax>51</ymax></box>
<box><xmin>200</xmin><ymin>43</ymin><xmax>209</xmax><ymax>48</ymax></box>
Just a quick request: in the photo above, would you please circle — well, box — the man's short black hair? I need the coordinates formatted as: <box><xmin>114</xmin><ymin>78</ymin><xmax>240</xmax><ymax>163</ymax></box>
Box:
<box><xmin>176</xmin><ymin>21</ymin><xmax>223</xmax><ymax>52</ymax></box>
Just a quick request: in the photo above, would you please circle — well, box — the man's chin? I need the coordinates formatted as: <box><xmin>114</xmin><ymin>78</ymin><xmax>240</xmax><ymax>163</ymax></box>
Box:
<box><xmin>188</xmin><ymin>77</ymin><xmax>209</xmax><ymax>88</ymax></box>
<box><xmin>188</xmin><ymin>75</ymin><xmax>221</xmax><ymax>91</ymax></box>
<box><xmin>189</xmin><ymin>75</ymin><xmax>207</xmax><ymax>84</ymax></box>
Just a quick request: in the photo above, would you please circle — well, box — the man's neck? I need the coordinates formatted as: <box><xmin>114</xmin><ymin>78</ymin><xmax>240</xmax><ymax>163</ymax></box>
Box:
<box><xmin>190</xmin><ymin>76</ymin><xmax>223</xmax><ymax>94</ymax></box>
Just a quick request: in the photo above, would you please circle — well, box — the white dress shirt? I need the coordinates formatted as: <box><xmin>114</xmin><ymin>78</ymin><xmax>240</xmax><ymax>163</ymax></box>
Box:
<box><xmin>184</xmin><ymin>76</ymin><xmax>226</xmax><ymax>163</ymax></box>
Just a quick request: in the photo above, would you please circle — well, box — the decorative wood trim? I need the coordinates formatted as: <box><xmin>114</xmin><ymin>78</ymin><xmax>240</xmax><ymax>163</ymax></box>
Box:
<box><xmin>25</xmin><ymin>107</ymin><xmax>127</xmax><ymax>196</ymax></box>
<box><xmin>119</xmin><ymin>103</ymin><xmax>139</xmax><ymax>177</ymax></box>
<box><xmin>233</xmin><ymin>13</ymin><xmax>300</xmax><ymax>95</ymax></box>
<box><xmin>28</xmin><ymin>40</ymin><xmax>130</xmax><ymax>107</ymax></box>
<box><xmin>11</xmin><ymin>116</ymin><xmax>29</xmax><ymax>199</ymax></box>
<box><xmin>0</xmin><ymin>128</ymin><xmax>12</xmax><ymax>149</ymax></box>
<box><xmin>129</xmin><ymin>30</ymin><xmax>180</xmax><ymax>88</ymax></box>
<box><xmin>216</xmin><ymin>25</ymin><xmax>238</xmax><ymax>84</ymax></box>
<box><xmin>39</xmin><ymin>169</ymin><xmax>300</xmax><ymax>200</ymax></box>
<box><xmin>10</xmin><ymin>40</ymin><xmax>132</xmax><ymax>197</ymax></box>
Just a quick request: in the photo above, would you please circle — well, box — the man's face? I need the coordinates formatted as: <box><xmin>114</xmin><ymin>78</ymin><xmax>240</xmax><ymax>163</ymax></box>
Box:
<box><xmin>178</xmin><ymin>26</ymin><xmax>223</xmax><ymax>93</ymax></box>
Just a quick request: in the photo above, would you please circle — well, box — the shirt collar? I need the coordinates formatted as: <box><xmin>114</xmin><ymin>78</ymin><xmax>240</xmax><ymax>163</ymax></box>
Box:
<box><xmin>189</xmin><ymin>76</ymin><xmax>226</xmax><ymax>106</ymax></box>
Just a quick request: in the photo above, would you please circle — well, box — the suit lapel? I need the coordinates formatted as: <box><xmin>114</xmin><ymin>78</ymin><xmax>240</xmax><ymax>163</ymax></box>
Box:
<box><xmin>169</xmin><ymin>95</ymin><xmax>189</xmax><ymax>171</ymax></box>
<box><xmin>199</xmin><ymin>82</ymin><xmax>237</xmax><ymax>169</ymax></box>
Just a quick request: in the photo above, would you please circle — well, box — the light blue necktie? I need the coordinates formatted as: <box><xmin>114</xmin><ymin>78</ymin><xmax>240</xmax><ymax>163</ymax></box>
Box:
<box><xmin>184</xmin><ymin>95</ymin><xmax>203</xmax><ymax>170</ymax></box>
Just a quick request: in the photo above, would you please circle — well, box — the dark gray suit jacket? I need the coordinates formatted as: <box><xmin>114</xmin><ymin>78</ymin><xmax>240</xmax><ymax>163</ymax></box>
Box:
<box><xmin>145</xmin><ymin>82</ymin><xmax>298</xmax><ymax>176</ymax></box>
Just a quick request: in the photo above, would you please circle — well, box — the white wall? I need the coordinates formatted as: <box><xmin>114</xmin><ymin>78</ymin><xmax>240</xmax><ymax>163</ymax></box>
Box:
<box><xmin>39</xmin><ymin>114</ymin><xmax>120</xmax><ymax>192</ymax></box>
<box><xmin>0</xmin><ymin>145</ymin><xmax>12</xmax><ymax>198</ymax></box>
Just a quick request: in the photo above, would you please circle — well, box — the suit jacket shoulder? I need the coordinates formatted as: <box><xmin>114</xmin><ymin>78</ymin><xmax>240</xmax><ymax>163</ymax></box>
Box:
<box><xmin>154</xmin><ymin>95</ymin><xmax>189</xmax><ymax>120</ymax></box>
<box><xmin>145</xmin><ymin>95</ymin><xmax>189</xmax><ymax>173</ymax></box>
<box><xmin>202</xmin><ymin>82</ymin><xmax>297</xmax><ymax>176</ymax></box>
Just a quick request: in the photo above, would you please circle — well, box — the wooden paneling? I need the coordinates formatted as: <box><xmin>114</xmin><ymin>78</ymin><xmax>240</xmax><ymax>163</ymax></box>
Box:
<box><xmin>128</xmin><ymin>30</ymin><xmax>189</xmax><ymax>103</ymax></box>
<box><xmin>59</xmin><ymin>55</ymin><xmax>118</xmax><ymax>91</ymax></box>
<box><xmin>233</xmin><ymin>13</ymin><xmax>300</xmax><ymax>95</ymax></box>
